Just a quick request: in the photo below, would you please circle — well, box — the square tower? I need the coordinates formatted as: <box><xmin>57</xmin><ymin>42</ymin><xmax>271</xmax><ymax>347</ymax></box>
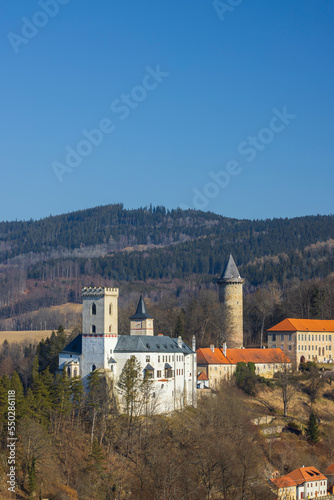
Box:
<box><xmin>81</xmin><ymin>287</ymin><xmax>119</xmax><ymax>380</ymax></box>
<box><xmin>82</xmin><ymin>286</ymin><xmax>118</xmax><ymax>335</ymax></box>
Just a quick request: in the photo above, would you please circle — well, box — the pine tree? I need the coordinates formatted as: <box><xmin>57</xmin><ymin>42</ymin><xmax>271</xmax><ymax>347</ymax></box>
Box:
<box><xmin>117</xmin><ymin>356</ymin><xmax>142</xmax><ymax>418</ymax></box>
<box><xmin>174</xmin><ymin>315</ymin><xmax>184</xmax><ymax>338</ymax></box>
<box><xmin>306</xmin><ymin>411</ymin><xmax>319</xmax><ymax>443</ymax></box>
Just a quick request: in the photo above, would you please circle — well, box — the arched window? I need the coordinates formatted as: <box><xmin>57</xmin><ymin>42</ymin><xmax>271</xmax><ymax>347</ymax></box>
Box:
<box><xmin>109</xmin><ymin>303</ymin><xmax>112</xmax><ymax>315</ymax></box>
<box><xmin>91</xmin><ymin>303</ymin><xmax>96</xmax><ymax>315</ymax></box>
<box><xmin>91</xmin><ymin>324</ymin><xmax>96</xmax><ymax>333</ymax></box>
<box><xmin>91</xmin><ymin>364</ymin><xmax>96</xmax><ymax>372</ymax></box>
<box><xmin>67</xmin><ymin>367</ymin><xmax>71</xmax><ymax>377</ymax></box>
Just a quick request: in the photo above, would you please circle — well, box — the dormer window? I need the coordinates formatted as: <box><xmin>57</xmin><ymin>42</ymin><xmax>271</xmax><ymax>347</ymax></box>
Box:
<box><xmin>91</xmin><ymin>303</ymin><xmax>96</xmax><ymax>315</ymax></box>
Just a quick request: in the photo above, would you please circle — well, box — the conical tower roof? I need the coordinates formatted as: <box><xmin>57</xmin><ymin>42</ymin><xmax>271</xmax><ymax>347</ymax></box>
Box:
<box><xmin>129</xmin><ymin>295</ymin><xmax>153</xmax><ymax>320</ymax></box>
<box><xmin>217</xmin><ymin>254</ymin><xmax>244</xmax><ymax>283</ymax></box>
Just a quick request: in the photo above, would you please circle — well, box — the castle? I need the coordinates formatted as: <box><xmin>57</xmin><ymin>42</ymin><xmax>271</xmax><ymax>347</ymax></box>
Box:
<box><xmin>59</xmin><ymin>287</ymin><xmax>197</xmax><ymax>414</ymax></box>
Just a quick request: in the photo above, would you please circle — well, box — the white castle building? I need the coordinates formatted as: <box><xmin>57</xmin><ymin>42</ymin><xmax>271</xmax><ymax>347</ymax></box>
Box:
<box><xmin>59</xmin><ymin>287</ymin><xmax>197</xmax><ymax>413</ymax></box>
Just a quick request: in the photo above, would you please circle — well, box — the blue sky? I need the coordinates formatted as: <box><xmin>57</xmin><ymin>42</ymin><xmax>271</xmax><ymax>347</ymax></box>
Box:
<box><xmin>1</xmin><ymin>0</ymin><xmax>333</xmax><ymax>221</ymax></box>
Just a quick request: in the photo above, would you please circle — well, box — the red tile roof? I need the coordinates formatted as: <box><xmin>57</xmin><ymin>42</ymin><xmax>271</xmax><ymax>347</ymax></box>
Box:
<box><xmin>226</xmin><ymin>348</ymin><xmax>290</xmax><ymax>364</ymax></box>
<box><xmin>197</xmin><ymin>372</ymin><xmax>209</xmax><ymax>381</ymax></box>
<box><xmin>287</xmin><ymin>466</ymin><xmax>327</xmax><ymax>485</ymax></box>
<box><xmin>196</xmin><ymin>347</ymin><xmax>291</xmax><ymax>365</ymax></box>
<box><xmin>325</xmin><ymin>464</ymin><xmax>334</xmax><ymax>476</ymax></box>
<box><xmin>271</xmin><ymin>476</ymin><xmax>297</xmax><ymax>488</ymax></box>
<box><xmin>268</xmin><ymin>318</ymin><xmax>334</xmax><ymax>333</ymax></box>
<box><xmin>196</xmin><ymin>347</ymin><xmax>229</xmax><ymax>365</ymax></box>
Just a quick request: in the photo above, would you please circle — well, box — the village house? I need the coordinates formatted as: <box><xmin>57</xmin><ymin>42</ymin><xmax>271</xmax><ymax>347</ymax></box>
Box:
<box><xmin>267</xmin><ymin>318</ymin><xmax>334</xmax><ymax>369</ymax></box>
<box><xmin>270</xmin><ymin>466</ymin><xmax>328</xmax><ymax>499</ymax></box>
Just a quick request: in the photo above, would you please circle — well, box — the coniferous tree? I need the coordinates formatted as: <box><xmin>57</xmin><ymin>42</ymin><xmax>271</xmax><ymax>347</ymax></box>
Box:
<box><xmin>306</xmin><ymin>411</ymin><xmax>319</xmax><ymax>443</ymax></box>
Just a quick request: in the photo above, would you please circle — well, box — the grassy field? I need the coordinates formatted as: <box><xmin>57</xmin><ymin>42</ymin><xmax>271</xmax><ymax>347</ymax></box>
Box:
<box><xmin>0</xmin><ymin>330</ymin><xmax>61</xmax><ymax>344</ymax></box>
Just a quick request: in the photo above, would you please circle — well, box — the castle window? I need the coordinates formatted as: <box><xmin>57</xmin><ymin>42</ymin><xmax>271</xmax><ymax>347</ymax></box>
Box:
<box><xmin>146</xmin><ymin>355</ymin><xmax>150</xmax><ymax>362</ymax></box>
<box><xmin>109</xmin><ymin>325</ymin><xmax>111</xmax><ymax>332</ymax></box>
<box><xmin>91</xmin><ymin>364</ymin><xmax>96</xmax><ymax>372</ymax></box>
<box><xmin>288</xmin><ymin>334</ymin><xmax>292</xmax><ymax>341</ymax></box>
<box><xmin>109</xmin><ymin>303</ymin><xmax>112</xmax><ymax>315</ymax></box>
<box><xmin>91</xmin><ymin>303</ymin><xmax>96</xmax><ymax>315</ymax></box>
<box><xmin>73</xmin><ymin>368</ymin><xmax>78</xmax><ymax>377</ymax></box>
<box><xmin>330</xmin><ymin>335</ymin><xmax>332</xmax><ymax>341</ymax></box>
<box><xmin>281</xmin><ymin>334</ymin><xmax>284</xmax><ymax>341</ymax></box>
<box><xmin>91</xmin><ymin>325</ymin><xmax>96</xmax><ymax>333</ymax></box>
<box><xmin>67</xmin><ymin>367</ymin><xmax>71</xmax><ymax>377</ymax></box>
<box><xmin>157</xmin><ymin>370</ymin><xmax>161</xmax><ymax>377</ymax></box>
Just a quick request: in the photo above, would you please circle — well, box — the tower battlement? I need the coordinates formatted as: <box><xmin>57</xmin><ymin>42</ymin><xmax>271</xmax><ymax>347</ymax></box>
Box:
<box><xmin>82</xmin><ymin>287</ymin><xmax>119</xmax><ymax>297</ymax></box>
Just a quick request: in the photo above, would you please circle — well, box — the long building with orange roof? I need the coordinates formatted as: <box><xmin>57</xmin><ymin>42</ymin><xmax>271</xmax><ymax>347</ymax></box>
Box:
<box><xmin>267</xmin><ymin>318</ymin><xmax>334</xmax><ymax>368</ymax></box>
<box><xmin>197</xmin><ymin>344</ymin><xmax>291</xmax><ymax>389</ymax></box>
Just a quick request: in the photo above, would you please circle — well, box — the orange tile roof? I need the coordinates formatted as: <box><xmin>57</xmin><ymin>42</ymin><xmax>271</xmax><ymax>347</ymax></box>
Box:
<box><xmin>225</xmin><ymin>348</ymin><xmax>291</xmax><ymax>365</ymax></box>
<box><xmin>268</xmin><ymin>318</ymin><xmax>334</xmax><ymax>333</ymax></box>
<box><xmin>287</xmin><ymin>466</ymin><xmax>327</xmax><ymax>485</ymax></box>
<box><xmin>325</xmin><ymin>464</ymin><xmax>334</xmax><ymax>476</ymax></box>
<box><xmin>271</xmin><ymin>476</ymin><xmax>297</xmax><ymax>488</ymax></box>
<box><xmin>197</xmin><ymin>371</ymin><xmax>209</xmax><ymax>381</ymax></box>
<box><xmin>196</xmin><ymin>347</ymin><xmax>229</xmax><ymax>365</ymax></box>
<box><xmin>196</xmin><ymin>347</ymin><xmax>291</xmax><ymax>365</ymax></box>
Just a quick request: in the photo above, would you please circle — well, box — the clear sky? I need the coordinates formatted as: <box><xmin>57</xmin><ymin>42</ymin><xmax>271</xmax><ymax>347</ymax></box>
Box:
<box><xmin>1</xmin><ymin>0</ymin><xmax>333</xmax><ymax>222</ymax></box>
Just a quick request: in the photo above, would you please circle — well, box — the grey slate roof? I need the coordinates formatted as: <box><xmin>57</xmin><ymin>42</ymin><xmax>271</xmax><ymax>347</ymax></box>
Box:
<box><xmin>61</xmin><ymin>334</ymin><xmax>194</xmax><ymax>356</ymax></box>
<box><xmin>218</xmin><ymin>254</ymin><xmax>244</xmax><ymax>283</ymax></box>
<box><xmin>144</xmin><ymin>363</ymin><xmax>154</xmax><ymax>370</ymax></box>
<box><xmin>115</xmin><ymin>335</ymin><xmax>194</xmax><ymax>354</ymax></box>
<box><xmin>129</xmin><ymin>295</ymin><xmax>153</xmax><ymax>320</ymax></box>
<box><xmin>61</xmin><ymin>334</ymin><xmax>82</xmax><ymax>355</ymax></box>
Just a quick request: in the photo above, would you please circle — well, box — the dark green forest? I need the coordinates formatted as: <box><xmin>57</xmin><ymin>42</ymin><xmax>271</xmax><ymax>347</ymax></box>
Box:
<box><xmin>0</xmin><ymin>204</ymin><xmax>334</xmax><ymax>333</ymax></box>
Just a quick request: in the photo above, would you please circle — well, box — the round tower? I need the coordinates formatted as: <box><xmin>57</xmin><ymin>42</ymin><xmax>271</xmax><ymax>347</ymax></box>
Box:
<box><xmin>217</xmin><ymin>254</ymin><xmax>244</xmax><ymax>348</ymax></box>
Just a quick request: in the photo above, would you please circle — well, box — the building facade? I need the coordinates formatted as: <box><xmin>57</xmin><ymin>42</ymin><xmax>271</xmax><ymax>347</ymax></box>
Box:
<box><xmin>59</xmin><ymin>287</ymin><xmax>197</xmax><ymax>414</ymax></box>
<box><xmin>217</xmin><ymin>254</ymin><xmax>244</xmax><ymax>348</ymax></box>
<box><xmin>197</xmin><ymin>344</ymin><xmax>291</xmax><ymax>389</ymax></box>
<box><xmin>267</xmin><ymin>318</ymin><xmax>334</xmax><ymax>368</ymax></box>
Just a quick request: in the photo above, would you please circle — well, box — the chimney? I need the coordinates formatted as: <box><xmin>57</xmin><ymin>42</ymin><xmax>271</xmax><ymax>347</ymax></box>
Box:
<box><xmin>223</xmin><ymin>342</ymin><xmax>227</xmax><ymax>356</ymax></box>
<box><xmin>178</xmin><ymin>336</ymin><xmax>182</xmax><ymax>349</ymax></box>
<box><xmin>210</xmin><ymin>344</ymin><xmax>215</xmax><ymax>353</ymax></box>
<box><xmin>192</xmin><ymin>335</ymin><xmax>196</xmax><ymax>352</ymax></box>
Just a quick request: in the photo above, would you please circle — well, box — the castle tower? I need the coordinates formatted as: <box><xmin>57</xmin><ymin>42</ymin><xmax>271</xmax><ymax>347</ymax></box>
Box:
<box><xmin>217</xmin><ymin>254</ymin><xmax>244</xmax><ymax>348</ymax></box>
<box><xmin>130</xmin><ymin>295</ymin><xmax>154</xmax><ymax>336</ymax></box>
<box><xmin>81</xmin><ymin>287</ymin><xmax>119</xmax><ymax>378</ymax></box>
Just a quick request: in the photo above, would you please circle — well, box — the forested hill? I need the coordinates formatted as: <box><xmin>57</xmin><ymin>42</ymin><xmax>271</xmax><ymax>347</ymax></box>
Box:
<box><xmin>1</xmin><ymin>205</ymin><xmax>334</xmax><ymax>287</ymax></box>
